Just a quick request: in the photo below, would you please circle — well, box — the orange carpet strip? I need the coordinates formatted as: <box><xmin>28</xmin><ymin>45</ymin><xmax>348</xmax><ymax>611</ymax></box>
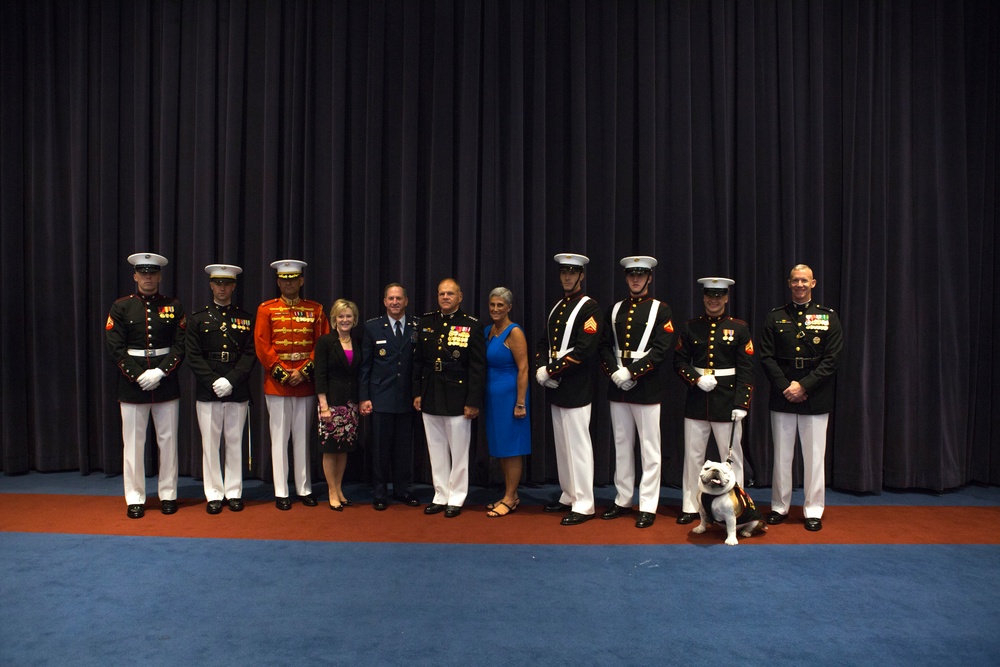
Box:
<box><xmin>1</xmin><ymin>493</ymin><xmax>998</xmax><ymax>546</ymax></box>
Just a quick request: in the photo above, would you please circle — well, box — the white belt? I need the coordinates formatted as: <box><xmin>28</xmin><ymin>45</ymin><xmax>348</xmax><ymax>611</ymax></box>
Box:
<box><xmin>694</xmin><ymin>366</ymin><xmax>735</xmax><ymax>377</ymax></box>
<box><xmin>618</xmin><ymin>350</ymin><xmax>649</xmax><ymax>361</ymax></box>
<box><xmin>128</xmin><ymin>347</ymin><xmax>170</xmax><ymax>357</ymax></box>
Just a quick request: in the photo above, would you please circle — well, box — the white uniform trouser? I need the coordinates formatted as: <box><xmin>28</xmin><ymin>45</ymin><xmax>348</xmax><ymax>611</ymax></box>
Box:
<box><xmin>681</xmin><ymin>418</ymin><xmax>744</xmax><ymax>514</ymax></box>
<box><xmin>770</xmin><ymin>411</ymin><xmax>829</xmax><ymax>519</ymax></box>
<box><xmin>422</xmin><ymin>414</ymin><xmax>472</xmax><ymax>507</ymax></box>
<box><xmin>550</xmin><ymin>404</ymin><xmax>595</xmax><ymax>515</ymax></box>
<box><xmin>120</xmin><ymin>400</ymin><xmax>179</xmax><ymax>505</ymax></box>
<box><xmin>196</xmin><ymin>400</ymin><xmax>249</xmax><ymax>501</ymax></box>
<box><xmin>265</xmin><ymin>394</ymin><xmax>315</xmax><ymax>498</ymax></box>
<box><xmin>609</xmin><ymin>401</ymin><xmax>662</xmax><ymax>513</ymax></box>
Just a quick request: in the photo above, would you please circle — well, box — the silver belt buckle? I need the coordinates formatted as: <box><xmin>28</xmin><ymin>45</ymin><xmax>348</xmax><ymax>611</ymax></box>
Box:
<box><xmin>219</xmin><ymin>351</ymin><xmax>230</xmax><ymax>362</ymax></box>
<box><xmin>434</xmin><ymin>360</ymin><xmax>443</xmax><ymax>372</ymax></box>
<box><xmin>795</xmin><ymin>357</ymin><xmax>805</xmax><ymax>369</ymax></box>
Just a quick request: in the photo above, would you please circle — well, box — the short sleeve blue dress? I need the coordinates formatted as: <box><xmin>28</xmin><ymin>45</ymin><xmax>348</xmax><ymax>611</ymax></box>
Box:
<box><xmin>484</xmin><ymin>323</ymin><xmax>532</xmax><ymax>457</ymax></box>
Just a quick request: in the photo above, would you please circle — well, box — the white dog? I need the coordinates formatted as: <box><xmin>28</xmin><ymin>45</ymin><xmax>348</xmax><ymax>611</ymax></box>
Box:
<box><xmin>691</xmin><ymin>460</ymin><xmax>767</xmax><ymax>546</ymax></box>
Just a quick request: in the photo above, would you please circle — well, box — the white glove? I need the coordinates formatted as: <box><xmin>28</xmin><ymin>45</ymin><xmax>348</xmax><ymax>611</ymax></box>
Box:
<box><xmin>137</xmin><ymin>368</ymin><xmax>166</xmax><ymax>391</ymax></box>
<box><xmin>619</xmin><ymin>379</ymin><xmax>637</xmax><ymax>391</ymax></box>
<box><xmin>536</xmin><ymin>367</ymin><xmax>552</xmax><ymax>387</ymax></box>
<box><xmin>213</xmin><ymin>377</ymin><xmax>233</xmax><ymax>398</ymax></box>
<box><xmin>611</xmin><ymin>367</ymin><xmax>632</xmax><ymax>388</ymax></box>
<box><xmin>696</xmin><ymin>374</ymin><xmax>718</xmax><ymax>392</ymax></box>
<box><xmin>731</xmin><ymin>408</ymin><xmax>747</xmax><ymax>422</ymax></box>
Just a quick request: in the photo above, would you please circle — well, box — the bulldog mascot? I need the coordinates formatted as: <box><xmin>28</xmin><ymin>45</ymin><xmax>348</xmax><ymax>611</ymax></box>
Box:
<box><xmin>691</xmin><ymin>460</ymin><xmax>767</xmax><ymax>545</ymax></box>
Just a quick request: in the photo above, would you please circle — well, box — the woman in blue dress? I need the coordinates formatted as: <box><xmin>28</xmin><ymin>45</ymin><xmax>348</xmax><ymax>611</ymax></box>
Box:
<box><xmin>483</xmin><ymin>287</ymin><xmax>531</xmax><ymax>517</ymax></box>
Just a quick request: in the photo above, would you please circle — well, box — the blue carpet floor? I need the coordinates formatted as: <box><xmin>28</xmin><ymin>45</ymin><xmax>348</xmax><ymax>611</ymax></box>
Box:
<box><xmin>2</xmin><ymin>474</ymin><xmax>999</xmax><ymax>666</ymax></box>
<box><xmin>2</xmin><ymin>535</ymin><xmax>999</xmax><ymax>666</ymax></box>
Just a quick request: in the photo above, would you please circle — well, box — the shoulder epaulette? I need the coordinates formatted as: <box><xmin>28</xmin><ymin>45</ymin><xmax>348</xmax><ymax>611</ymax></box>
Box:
<box><xmin>366</xmin><ymin>315</ymin><xmax>382</xmax><ymax>323</ymax></box>
<box><xmin>728</xmin><ymin>316</ymin><xmax>749</xmax><ymax>326</ymax></box>
<box><xmin>815</xmin><ymin>304</ymin><xmax>835</xmax><ymax>313</ymax></box>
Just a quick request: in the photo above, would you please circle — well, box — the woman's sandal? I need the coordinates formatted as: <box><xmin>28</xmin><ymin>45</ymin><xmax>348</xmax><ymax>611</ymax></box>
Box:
<box><xmin>486</xmin><ymin>498</ymin><xmax>520</xmax><ymax>517</ymax></box>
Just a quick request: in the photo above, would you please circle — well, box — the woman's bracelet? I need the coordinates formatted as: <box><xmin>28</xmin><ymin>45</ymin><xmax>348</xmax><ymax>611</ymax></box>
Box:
<box><xmin>515</xmin><ymin>403</ymin><xmax>525</xmax><ymax>409</ymax></box>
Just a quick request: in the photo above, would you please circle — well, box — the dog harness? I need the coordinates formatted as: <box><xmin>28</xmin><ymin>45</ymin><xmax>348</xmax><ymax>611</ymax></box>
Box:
<box><xmin>701</xmin><ymin>483</ymin><xmax>763</xmax><ymax>525</ymax></box>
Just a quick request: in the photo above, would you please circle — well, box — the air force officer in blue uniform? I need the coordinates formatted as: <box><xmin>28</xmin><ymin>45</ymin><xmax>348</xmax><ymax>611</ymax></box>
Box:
<box><xmin>359</xmin><ymin>283</ymin><xmax>421</xmax><ymax>510</ymax></box>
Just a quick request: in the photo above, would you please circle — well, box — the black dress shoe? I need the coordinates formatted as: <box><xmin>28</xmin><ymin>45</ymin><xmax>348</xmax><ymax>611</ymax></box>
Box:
<box><xmin>765</xmin><ymin>511</ymin><xmax>787</xmax><ymax>525</ymax></box>
<box><xmin>395</xmin><ymin>494</ymin><xmax>421</xmax><ymax>507</ymax></box>
<box><xmin>804</xmin><ymin>518</ymin><xmax>823</xmax><ymax>532</ymax></box>
<box><xmin>424</xmin><ymin>503</ymin><xmax>447</xmax><ymax>515</ymax></box>
<box><xmin>560</xmin><ymin>511</ymin><xmax>595</xmax><ymax>526</ymax></box>
<box><xmin>227</xmin><ymin>498</ymin><xmax>244</xmax><ymax>512</ymax></box>
<box><xmin>275</xmin><ymin>497</ymin><xmax>292</xmax><ymax>511</ymax></box>
<box><xmin>206</xmin><ymin>500</ymin><xmax>224</xmax><ymax>515</ymax></box>
<box><xmin>675</xmin><ymin>512</ymin><xmax>698</xmax><ymax>525</ymax></box>
<box><xmin>601</xmin><ymin>503</ymin><xmax>631</xmax><ymax>520</ymax></box>
<box><xmin>300</xmin><ymin>494</ymin><xmax>318</xmax><ymax>507</ymax></box>
<box><xmin>635</xmin><ymin>511</ymin><xmax>656</xmax><ymax>529</ymax></box>
<box><xmin>373</xmin><ymin>497</ymin><xmax>389</xmax><ymax>511</ymax></box>
<box><xmin>329</xmin><ymin>502</ymin><xmax>344</xmax><ymax>512</ymax></box>
<box><xmin>342</xmin><ymin>500</ymin><xmax>353</xmax><ymax>507</ymax></box>
<box><xmin>544</xmin><ymin>501</ymin><xmax>572</xmax><ymax>513</ymax></box>
<box><xmin>127</xmin><ymin>504</ymin><xmax>145</xmax><ymax>519</ymax></box>
<box><xmin>444</xmin><ymin>505</ymin><xmax>462</xmax><ymax>518</ymax></box>
<box><xmin>160</xmin><ymin>500</ymin><xmax>178</xmax><ymax>515</ymax></box>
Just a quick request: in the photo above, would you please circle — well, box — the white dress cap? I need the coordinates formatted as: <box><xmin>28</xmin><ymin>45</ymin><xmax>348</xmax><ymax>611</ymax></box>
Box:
<box><xmin>205</xmin><ymin>264</ymin><xmax>243</xmax><ymax>281</ymax></box>
<box><xmin>697</xmin><ymin>276</ymin><xmax>735</xmax><ymax>295</ymax></box>
<box><xmin>270</xmin><ymin>259</ymin><xmax>307</xmax><ymax>278</ymax></box>
<box><xmin>620</xmin><ymin>256</ymin><xmax>658</xmax><ymax>272</ymax></box>
<box><xmin>553</xmin><ymin>253</ymin><xmax>590</xmax><ymax>268</ymax></box>
<box><xmin>128</xmin><ymin>253</ymin><xmax>168</xmax><ymax>273</ymax></box>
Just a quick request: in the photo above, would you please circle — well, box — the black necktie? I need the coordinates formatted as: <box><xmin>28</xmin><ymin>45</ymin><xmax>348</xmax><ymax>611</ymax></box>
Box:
<box><xmin>394</xmin><ymin>320</ymin><xmax>402</xmax><ymax>342</ymax></box>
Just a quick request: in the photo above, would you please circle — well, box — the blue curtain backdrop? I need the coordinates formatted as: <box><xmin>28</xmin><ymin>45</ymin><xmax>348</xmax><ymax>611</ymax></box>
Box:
<box><xmin>0</xmin><ymin>0</ymin><xmax>996</xmax><ymax>492</ymax></box>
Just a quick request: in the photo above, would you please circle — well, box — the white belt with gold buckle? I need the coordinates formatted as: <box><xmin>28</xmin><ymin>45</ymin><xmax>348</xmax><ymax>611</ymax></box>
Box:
<box><xmin>693</xmin><ymin>366</ymin><xmax>736</xmax><ymax>377</ymax></box>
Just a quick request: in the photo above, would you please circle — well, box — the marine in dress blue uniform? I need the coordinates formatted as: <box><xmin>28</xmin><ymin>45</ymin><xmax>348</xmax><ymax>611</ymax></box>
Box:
<box><xmin>185</xmin><ymin>264</ymin><xmax>256</xmax><ymax>514</ymax></box>
<box><xmin>105</xmin><ymin>253</ymin><xmax>186</xmax><ymax>519</ymax></box>
<box><xmin>759</xmin><ymin>264</ymin><xmax>842</xmax><ymax>531</ymax></box>
<box><xmin>412</xmin><ymin>278</ymin><xmax>486</xmax><ymax>517</ymax></box>
<box><xmin>535</xmin><ymin>253</ymin><xmax>602</xmax><ymax>525</ymax></box>
<box><xmin>598</xmin><ymin>256</ymin><xmax>675</xmax><ymax>528</ymax></box>
<box><xmin>674</xmin><ymin>277</ymin><xmax>755</xmax><ymax>524</ymax></box>
<box><xmin>359</xmin><ymin>283</ymin><xmax>421</xmax><ymax>510</ymax></box>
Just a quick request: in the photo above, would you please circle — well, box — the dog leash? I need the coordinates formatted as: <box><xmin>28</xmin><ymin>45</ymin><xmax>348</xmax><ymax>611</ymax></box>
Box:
<box><xmin>726</xmin><ymin>416</ymin><xmax>736</xmax><ymax>465</ymax></box>
<box><xmin>726</xmin><ymin>415</ymin><xmax>757</xmax><ymax>486</ymax></box>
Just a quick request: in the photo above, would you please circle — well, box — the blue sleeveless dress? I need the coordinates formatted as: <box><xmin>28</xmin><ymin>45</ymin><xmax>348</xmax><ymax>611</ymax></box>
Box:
<box><xmin>484</xmin><ymin>323</ymin><xmax>532</xmax><ymax>457</ymax></box>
